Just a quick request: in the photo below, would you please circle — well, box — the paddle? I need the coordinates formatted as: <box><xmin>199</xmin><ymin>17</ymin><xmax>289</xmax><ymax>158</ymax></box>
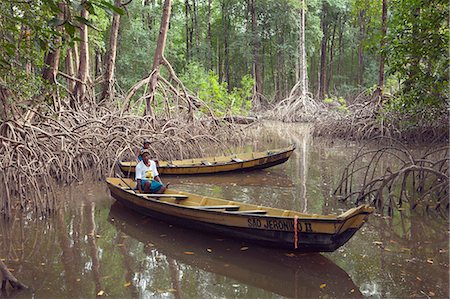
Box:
<box><xmin>117</xmin><ymin>176</ymin><xmax>136</xmax><ymax>192</ymax></box>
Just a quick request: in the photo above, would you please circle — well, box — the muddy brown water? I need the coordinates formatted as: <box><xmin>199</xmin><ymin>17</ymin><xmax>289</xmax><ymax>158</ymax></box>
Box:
<box><xmin>0</xmin><ymin>121</ymin><xmax>448</xmax><ymax>298</ymax></box>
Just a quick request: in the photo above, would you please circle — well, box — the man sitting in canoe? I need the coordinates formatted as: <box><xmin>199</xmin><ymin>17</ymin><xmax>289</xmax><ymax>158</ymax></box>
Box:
<box><xmin>135</xmin><ymin>149</ymin><xmax>167</xmax><ymax>194</ymax></box>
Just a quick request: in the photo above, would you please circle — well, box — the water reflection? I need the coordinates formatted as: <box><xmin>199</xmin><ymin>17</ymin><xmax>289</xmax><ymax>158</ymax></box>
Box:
<box><xmin>108</xmin><ymin>203</ymin><xmax>362</xmax><ymax>298</ymax></box>
<box><xmin>0</xmin><ymin>121</ymin><xmax>447</xmax><ymax>298</ymax></box>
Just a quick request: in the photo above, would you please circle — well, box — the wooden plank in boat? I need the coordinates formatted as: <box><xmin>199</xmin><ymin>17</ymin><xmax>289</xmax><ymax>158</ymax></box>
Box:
<box><xmin>230</xmin><ymin>210</ymin><xmax>267</xmax><ymax>215</ymax></box>
<box><xmin>195</xmin><ymin>205</ymin><xmax>240</xmax><ymax>211</ymax></box>
<box><xmin>138</xmin><ymin>193</ymin><xmax>189</xmax><ymax>199</ymax></box>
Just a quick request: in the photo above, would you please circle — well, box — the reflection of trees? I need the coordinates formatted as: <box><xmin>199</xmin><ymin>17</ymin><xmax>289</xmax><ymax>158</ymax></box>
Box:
<box><xmin>86</xmin><ymin>202</ymin><xmax>103</xmax><ymax>295</ymax></box>
<box><xmin>115</xmin><ymin>233</ymin><xmax>139</xmax><ymax>297</ymax></box>
<box><xmin>367</xmin><ymin>211</ymin><xmax>449</xmax><ymax>298</ymax></box>
<box><xmin>258</xmin><ymin>121</ymin><xmax>312</xmax><ymax>212</ymax></box>
<box><xmin>57</xmin><ymin>210</ymin><xmax>81</xmax><ymax>297</ymax></box>
<box><xmin>167</xmin><ymin>258</ymin><xmax>182</xmax><ymax>299</ymax></box>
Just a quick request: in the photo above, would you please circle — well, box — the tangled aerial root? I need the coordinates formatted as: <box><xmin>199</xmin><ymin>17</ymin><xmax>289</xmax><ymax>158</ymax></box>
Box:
<box><xmin>0</xmin><ymin>259</ymin><xmax>27</xmax><ymax>291</ymax></box>
<box><xmin>0</xmin><ymin>104</ymin><xmax>244</xmax><ymax>217</ymax></box>
<box><xmin>334</xmin><ymin>137</ymin><xmax>449</xmax><ymax>216</ymax></box>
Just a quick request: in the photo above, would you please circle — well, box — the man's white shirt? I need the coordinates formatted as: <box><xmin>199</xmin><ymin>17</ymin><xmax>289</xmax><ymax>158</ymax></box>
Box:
<box><xmin>135</xmin><ymin>160</ymin><xmax>159</xmax><ymax>181</ymax></box>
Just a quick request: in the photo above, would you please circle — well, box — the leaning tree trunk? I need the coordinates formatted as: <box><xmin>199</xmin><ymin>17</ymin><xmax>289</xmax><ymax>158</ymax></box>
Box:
<box><xmin>146</xmin><ymin>0</ymin><xmax>172</xmax><ymax>116</ymax></box>
<box><xmin>100</xmin><ymin>0</ymin><xmax>122</xmax><ymax>103</ymax></box>
<box><xmin>74</xmin><ymin>4</ymin><xmax>90</xmax><ymax>103</ymax></box>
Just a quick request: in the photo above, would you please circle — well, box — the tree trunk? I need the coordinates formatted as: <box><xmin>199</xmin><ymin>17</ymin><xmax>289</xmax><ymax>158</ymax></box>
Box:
<box><xmin>357</xmin><ymin>9</ymin><xmax>366</xmax><ymax>87</ymax></box>
<box><xmin>374</xmin><ymin>0</ymin><xmax>388</xmax><ymax>99</ymax></box>
<box><xmin>337</xmin><ymin>17</ymin><xmax>344</xmax><ymax>87</ymax></box>
<box><xmin>250</xmin><ymin>0</ymin><xmax>262</xmax><ymax>110</ymax></box>
<box><xmin>42</xmin><ymin>49</ymin><xmax>61</xmax><ymax>85</ymax></box>
<box><xmin>42</xmin><ymin>2</ymin><xmax>64</xmax><ymax>84</ymax></box>
<box><xmin>318</xmin><ymin>3</ymin><xmax>328</xmax><ymax>100</ymax></box>
<box><xmin>100</xmin><ymin>0</ymin><xmax>122</xmax><ymax>103</ymax></box>
<box><xmin>74</xmin><ymin>5</ymin><xmax>90</xmax><ymax>102</ymax></box>
<box><xmin>73</xmin><ymin>41</ymin><xmax>79</xmax><ymax>73</ymax></box>
<box><xmin>94</xmin><ymin>48</ymin><xmax>102</xmax><ymax>79</ymax></box>
<box><xmin>146</xmin><ymin>0</ymin><xmax>172</xmax><ymax>115</ymax></box>
<box><xmin>207</xmin><ymin>0</ymin><xmax>212</xmax><ymax>70</ymax></box>
<box><xmin>193</xmin><ymin>0</ymin><xmax>199</xmax><ymax>58</ymax></box>
<box><xmin>327</xmin><ymin>19</ymin><xmax>337</xmax><ymax>94</ymax></box>
<box><xmin>222</xmin><ymin>0</ymin><xmax>230</xmax><ymax>91</ymax></box>
<box><xmin>299</xmin><ymin>0</ymin><xmax>307</xmax><ymax>98</ymax></box>
<box><xmin>185</xmin><ymin>0</ymin><xmax>190</xmax><ymax>63</ymax></box>
<box><xmin>318</xmin><ymin>37</ymin><xmax>327</xmax><ymax>99</ymax></box>
<box><xmin>65</xmin><ymin>48</ymin><xmax>75</xmax><ymax>92</ymax></box>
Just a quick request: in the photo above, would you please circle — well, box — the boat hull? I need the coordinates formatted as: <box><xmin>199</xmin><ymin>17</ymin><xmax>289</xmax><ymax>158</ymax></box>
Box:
<box><xmin>108</xmin><ymin>203</ymin><xmax>363</xmax><ymax>298</ymax></box>
<box><xmin>119</xmin><ymin>145</ymin><xmax>295</xmax><ymax>176</ymax></box>
<box><xmin>106</xmin><ymin>178</ymin><xmax>373</xmax><ymax>252</ymax></box>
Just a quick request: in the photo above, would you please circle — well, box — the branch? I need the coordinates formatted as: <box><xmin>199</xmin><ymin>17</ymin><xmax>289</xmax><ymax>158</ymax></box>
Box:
<box><xmin>0</xmin><ymin>260</ymin><xmax>27</xmax><ymax>290</ymax></box>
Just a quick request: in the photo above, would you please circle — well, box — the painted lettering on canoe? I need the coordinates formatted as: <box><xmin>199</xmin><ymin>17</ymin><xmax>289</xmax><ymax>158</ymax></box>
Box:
<box><xmin>247</xmin><ymin>218</ymin><xmax>313</xmax><ymax>232</ymax></box>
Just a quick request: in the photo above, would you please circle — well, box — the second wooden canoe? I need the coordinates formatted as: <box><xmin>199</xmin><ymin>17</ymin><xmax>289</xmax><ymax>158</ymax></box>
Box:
<box><xmin>119</xmin><ymin>145</ymin><xmax>295</xmax><ymax>176</ymax></box>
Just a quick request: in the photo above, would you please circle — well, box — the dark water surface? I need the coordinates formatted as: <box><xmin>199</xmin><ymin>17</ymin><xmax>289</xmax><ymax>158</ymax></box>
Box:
<box><xmin>0</xmin><ymin>121</ymin><xmax>448</xmax><ymax>298</ymax></box>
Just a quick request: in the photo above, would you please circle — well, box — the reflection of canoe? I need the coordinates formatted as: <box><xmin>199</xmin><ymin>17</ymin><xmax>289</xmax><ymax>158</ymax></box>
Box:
<box><xmin>106</xmin><ymin>177</ymin><xmax>373</xmax><ymax>252</ymax></box>
<box><xmin>108</xmin><ymin>203</ymin><xmax>363</xmax><ymax>298</ymax></box>
<box><xmin>118</xmin><ymin>145</ymin><xmax>295</xmax><ymax>176</ymax></box>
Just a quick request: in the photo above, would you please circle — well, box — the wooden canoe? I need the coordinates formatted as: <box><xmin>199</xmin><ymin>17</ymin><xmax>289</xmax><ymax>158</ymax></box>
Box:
<box><xmin>118</xmin><ymin>145</ymin><xmax>295</xmax><ymax>176</ymax></box>
<box><xmin>108</xmin><ymin>203</ymin><xmax>362</xmax><ymax>298</ymax></box>
<box><xmin>106</xmin><ymin>177</ymin><xmax>373</xmax><ymax>252</ymax></box>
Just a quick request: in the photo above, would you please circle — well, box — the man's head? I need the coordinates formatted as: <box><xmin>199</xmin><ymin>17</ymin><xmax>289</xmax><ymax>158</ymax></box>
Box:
<box><xmin>143</xmin><ymin>139</ymin><xmax>150</xmax><ymax>149</ymax></box>
<box><xmin>141</xmin><ymin>149</ymin><xmax>151</xmax><ymax>162</ymax></box>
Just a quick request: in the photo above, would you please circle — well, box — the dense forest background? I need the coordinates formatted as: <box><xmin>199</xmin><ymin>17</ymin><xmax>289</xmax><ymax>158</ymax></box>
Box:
<box><xmin>0</xmin><ymin>0</ymin><xmax>448</xmax><ymax>120</ymax></box>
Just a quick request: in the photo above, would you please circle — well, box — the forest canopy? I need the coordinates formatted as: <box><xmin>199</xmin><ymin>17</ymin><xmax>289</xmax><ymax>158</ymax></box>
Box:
<box><xmin>0</xmin><ymin>0</ymin><xmax>447</xmax><ymax>120</ymax></box>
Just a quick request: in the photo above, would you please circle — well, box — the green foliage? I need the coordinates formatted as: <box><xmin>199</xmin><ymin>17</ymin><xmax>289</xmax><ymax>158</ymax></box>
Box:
<box><xmin>179</xmin><ymin>62</ymin><xmax>254</xmax><ymax>116</ymax></box>
<box><xmin>386</xmin><ymin>0</ymin><xmax>448</xmax><ymax>113</ymax></box>
<box><xmin>115</xmin><ymin>1</ymin><xmax>156</xmax><ymax>92</ymax></box>
<box><xmin>324</xmin><ymin>95</ymin><xmax>349</xmax><ymax>113</ymax></box>
<box><xmin>0</xmin><ymin>0</ymin><xmax>121</xmax><ymax>100</ymax></box>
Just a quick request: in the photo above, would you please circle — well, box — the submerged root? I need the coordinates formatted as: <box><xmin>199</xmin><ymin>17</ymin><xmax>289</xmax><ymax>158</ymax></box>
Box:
<box><xmin>334</xmin><ymin>137</ymin><xmax>449</xmax><ymax>216</ymax></box>
<box><xmin>0</xmin><ymin>259</ymin><xmax>27</xmax><ymax>291</ymax></box>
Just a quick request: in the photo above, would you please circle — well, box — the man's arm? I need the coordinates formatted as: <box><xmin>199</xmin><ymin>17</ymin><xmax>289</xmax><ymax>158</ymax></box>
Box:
<box><xmin>136</xmin><ymin>179</ymin><xmax>142</xmax><ymax>192</ymax></box>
